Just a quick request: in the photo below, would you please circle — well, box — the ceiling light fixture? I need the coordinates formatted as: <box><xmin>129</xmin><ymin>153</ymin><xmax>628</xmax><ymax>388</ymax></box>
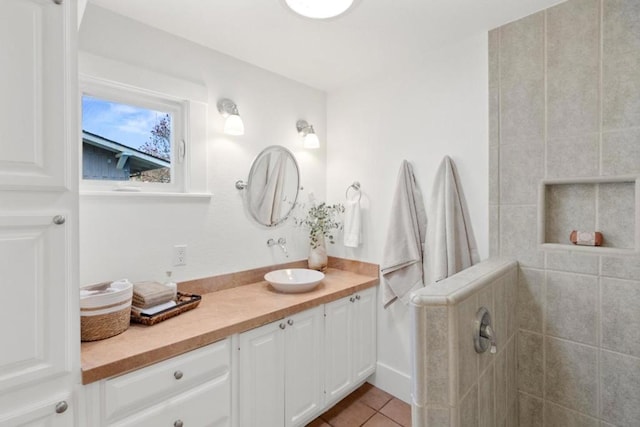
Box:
<box><xmin>284</xmin><ymin>0</ymin><xmax>354</xmax><ymax>19</ymax></box>
<box><xmin>217</xmin><ymin>98</ymin><xmax>245</xmax><ymax>136</ymax></box>
<box><xmin>296</xmin><ymin>120</ymin><xmax>320</xmax><ymax>149</ymax></box>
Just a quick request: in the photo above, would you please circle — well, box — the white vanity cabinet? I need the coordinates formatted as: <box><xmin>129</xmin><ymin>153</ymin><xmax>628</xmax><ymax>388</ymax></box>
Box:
<box><xmin>0</xmin><ymin>0</ymin><xmax>79</xmax><ymax>424</ymax></box>
<box><xmin>86</xmin><ymin>339</ymin><xmax>231</xmax><ymax>427</ymax></box>
<box><xmin>324</xmin><ymin>287</ymin><xmax>377</xmax><ymax>407</ymax></box>
<box><xmin>238</xmin><ymin>305</ymin><xmax>324</xmax><ymax>427</ymax></box>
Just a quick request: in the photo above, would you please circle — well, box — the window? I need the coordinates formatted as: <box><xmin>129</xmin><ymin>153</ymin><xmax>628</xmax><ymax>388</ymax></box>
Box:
<box><xmin>79</xmin><ymin>53</ymin><xmax>209</xmax><ymax>196</ymax></box>
<box><xmin>80</xmin><ymin>79</ymin><xmax>187</xmax><ymax>193</ymax></box>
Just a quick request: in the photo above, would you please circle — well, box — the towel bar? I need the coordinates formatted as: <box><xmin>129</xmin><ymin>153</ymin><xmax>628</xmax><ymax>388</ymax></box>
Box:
<box><xmin>345</xmin><ymin>181</ymin><xmax>362</xmax><ymax>202</ymax></box>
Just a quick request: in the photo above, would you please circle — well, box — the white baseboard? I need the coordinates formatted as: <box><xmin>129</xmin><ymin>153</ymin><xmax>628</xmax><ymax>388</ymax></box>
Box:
<box><xmin>368</xmin><ymin>361</ymin><xmax>411</xmax><ymax>404</ymax></box>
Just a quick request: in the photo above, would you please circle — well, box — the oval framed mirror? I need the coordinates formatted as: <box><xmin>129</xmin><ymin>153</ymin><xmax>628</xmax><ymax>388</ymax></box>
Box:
<box><xmin>237</xmin><ymin>145</ymin><xmax>300</xmax><ymax>227</ymax></box>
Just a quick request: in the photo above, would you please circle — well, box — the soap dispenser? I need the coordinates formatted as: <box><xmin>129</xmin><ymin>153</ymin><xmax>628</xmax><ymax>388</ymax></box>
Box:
<box><xmin>165</xmin><ymin>271</ymin><xmax>177</xmax><ymax>299</ymax></box>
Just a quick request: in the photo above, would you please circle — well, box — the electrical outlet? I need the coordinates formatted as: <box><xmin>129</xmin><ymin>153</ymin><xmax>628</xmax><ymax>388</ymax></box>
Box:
<box><xmin>173</xmin><ymin>245</ymin><xmax>187</xmax><ymax>266</ymax></box>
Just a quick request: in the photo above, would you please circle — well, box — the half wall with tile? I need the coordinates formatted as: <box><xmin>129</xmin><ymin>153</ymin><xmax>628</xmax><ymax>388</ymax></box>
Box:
<box><xmin>410</xmin><ymin>258</ymin><xmax>518</xmax><ymax>426</ymax></box>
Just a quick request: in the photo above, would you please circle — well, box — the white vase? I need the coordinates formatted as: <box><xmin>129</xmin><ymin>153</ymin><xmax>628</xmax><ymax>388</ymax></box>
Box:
<box><xmin>308</xmin><ymin>233</ymin><xmax>328</xmax><ymax>272</ymax></box>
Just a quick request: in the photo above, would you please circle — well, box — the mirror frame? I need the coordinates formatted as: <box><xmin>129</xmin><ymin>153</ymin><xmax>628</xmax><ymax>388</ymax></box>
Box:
<box><xmin>243</xmin><ymin>145</ymin><xmax>300</xmax><ymax>227</ymax></box>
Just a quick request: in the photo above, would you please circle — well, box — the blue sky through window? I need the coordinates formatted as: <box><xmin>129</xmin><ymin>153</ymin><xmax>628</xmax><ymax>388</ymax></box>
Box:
<box><xmin>82</xmin><ymin>95</ymin><xmax>169</xmax><ymax>151</ymax></box>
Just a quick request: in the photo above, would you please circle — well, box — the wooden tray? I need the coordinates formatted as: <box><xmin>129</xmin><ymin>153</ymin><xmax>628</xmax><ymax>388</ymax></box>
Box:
<box><xmin>130</xmin><ymin>292</ymin><xmax>201</xmax><ymax>326</ymax></box>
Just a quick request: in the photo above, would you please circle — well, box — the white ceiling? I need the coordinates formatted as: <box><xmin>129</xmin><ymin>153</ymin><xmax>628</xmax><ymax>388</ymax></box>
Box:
<box><xmin>88</xmin><ymin>0</ymin><xmax>564</xmax><ymax>91</ymax></box>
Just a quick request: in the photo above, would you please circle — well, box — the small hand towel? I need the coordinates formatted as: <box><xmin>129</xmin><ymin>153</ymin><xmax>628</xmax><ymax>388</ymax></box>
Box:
<box><xmin>381</xmin><ymin>160</ymin><xmax>427</xmax><ymax>308</ymax></box>
<box><xmin>132</xmin><ymin>281</ymin><xmax>175</xmax><ymax>309</ymax></box>
<box><xmin>343</xmin><ymin>199</ymin><xmax>361</xmax><ymax>247</ymax></box>
<box><xmin>426</xmin><ymin>156</ymin><xmax>480</xmax><ymax>284</ymax></box>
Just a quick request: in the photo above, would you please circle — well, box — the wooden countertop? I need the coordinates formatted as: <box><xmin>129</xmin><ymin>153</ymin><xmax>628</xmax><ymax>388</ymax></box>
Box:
<box><xmin>81</xmin><ymin>266</ymin><xmax>378</xmax><ymax>384</ymax></box>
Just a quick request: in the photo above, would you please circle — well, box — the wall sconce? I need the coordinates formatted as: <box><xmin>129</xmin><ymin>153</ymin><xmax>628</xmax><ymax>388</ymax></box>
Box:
<box><xmin>296</xmin><ymin>120</ymin><xmax>320</xmax><ymax>149</ymax></box>
<box><xmin>217</xmin><ymin>98</ymin><xmax>245</xmax><ymax>136</ymax></box>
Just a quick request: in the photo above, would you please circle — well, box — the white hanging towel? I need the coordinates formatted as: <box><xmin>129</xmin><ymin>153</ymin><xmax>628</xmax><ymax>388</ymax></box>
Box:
<box><xmin>343</xmin><ymin>199</ymin><xmax>361</xmax><ymax>247</ymax></box>
<box><xmin>381</xmin><ymin>161</ymin><xmax>427</xmax><ymax>308</ymax></box>
<box><xmin>427</xmin><ymin>156</ymin><xmax>480</xmax><ymax>284</ymax></box>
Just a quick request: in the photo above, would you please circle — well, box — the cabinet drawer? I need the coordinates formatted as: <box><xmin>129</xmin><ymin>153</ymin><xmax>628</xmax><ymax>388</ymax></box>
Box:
<box><xmin>110</xmin><ymin>375</ymin><xmax>231</xmax><ymax>427</ymax></box>
<box><xmin>104</xmin><ymin>338</ymin><xmax>230</xmax><ymax>422</ymax></box>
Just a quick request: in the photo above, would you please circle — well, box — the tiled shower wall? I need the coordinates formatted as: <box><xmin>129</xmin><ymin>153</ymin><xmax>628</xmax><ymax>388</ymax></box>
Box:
<box><xmin>489</xmin><ymin>0</ymin><xmax>640</xmax><ymax>425</ymax></box>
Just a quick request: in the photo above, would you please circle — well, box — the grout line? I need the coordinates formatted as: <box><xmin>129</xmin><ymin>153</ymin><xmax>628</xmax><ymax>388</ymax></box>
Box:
<box><xmin>358</xmin><ymin>409</ymin><xmax>376</xmax><ymax>427</ymax></box>
<box><xmin>597</xmin><ymin>0</ymin><xmax>604</xmax><ymax>415</ymax></box>
<box><xmin>543</xmin><ymin>9</ymin><xmax>549</xmax><ymax>182</ymax></box>
<box><xmin>539</xmin><ymin>333</ymin><xmax>640</xmax><ymax>361</ymax></box>
<box><xmin>496</xmin><ymin>26</ymin><xmax>503</xmax><ymax>258</ymax></box>
<box><xmin>597</xmin><ymin>276</ymin><xmax>603</xmax><ymax>419</ymax></box>
<box><xmin>598</xmin><ymin>0</ymin><xmax>604</xmax><ymax>177</ymax></box>
<box><xmin>520</xmin><ymin>389</ymin><xmax>600</xmax><ymax>422</ymax></box>
<box><xmin>497</xmin><ymin>202</ymin><xmax>539</xmax><ymax>207</ymax></box>
<box><xmin>542</xmin><ymin>9</ymin><xmax>548</xmax><ymax>417</ymax></box>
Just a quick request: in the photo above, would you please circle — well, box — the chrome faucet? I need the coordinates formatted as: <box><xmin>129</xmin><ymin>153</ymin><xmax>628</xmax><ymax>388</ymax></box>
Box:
<box><xmin>480</xmin><ymin>323</ymin><xmax>497</xmax><ymax>354</ymax></box>
<box><xmin>267</xmin><ymin>237</ymin><xmax>289</xmax><ymax>257</ymax></box>
<box><xmin>475</xmin><ymin>307</ymin><xmax>497</xmax><ymax>354</ymax></box>
<box><xmin>277</xmin><ymin>237</ymin><xmax>288</xmax><ymax>257</ymax></box>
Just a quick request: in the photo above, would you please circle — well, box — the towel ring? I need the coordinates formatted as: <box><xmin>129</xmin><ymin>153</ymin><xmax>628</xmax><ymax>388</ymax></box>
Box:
<box><xmin>345</xmin><ymin>181</ymin><xmax>362</xmax><ymax>202</ymax></box>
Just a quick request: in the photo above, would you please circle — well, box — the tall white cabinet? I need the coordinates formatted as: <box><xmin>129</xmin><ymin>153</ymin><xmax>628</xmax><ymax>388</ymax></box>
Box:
<box><xmin>0</xmin><ymin>0</ymin><xmax>79</xmax><ymax>425</ymax></box>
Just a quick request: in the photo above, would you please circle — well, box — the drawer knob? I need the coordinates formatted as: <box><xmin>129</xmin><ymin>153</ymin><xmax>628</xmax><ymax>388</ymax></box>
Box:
<box><xmin>55</xmin><ymin>401</ymin><xmax>68</xmax><ymax>414</ymax></box>
<box><xmin>355</xmin><ymin>294</ymin><xmax>361</xmax><ymax>300</ymax></box>
<box><xmin>53</xmin><ymin>215</ymin><xmax>66</xmax><ymax>225</ymax></box>
<box><xmin>279</xmin><ymin>322</ymin><xmax>286</xmax><ymax>330</ymax></box>
<box><xmin>174</xmin><ymin>420</ymin><xmax>184</xmax><ymax>427</ymax></box>
<box><xmin>350</xmin><ymin>296</ymin><xmax>355</xmax><ymax>303</ymax></box>
<box><xmin>287</xmin><ymin>319</ymin><xmax>294</xmax><ymax>326</ymax></box>
<box><xmin>174</xmin><ymin>370</ymin><xmax>183</xmax><ymax>380</ymax></box>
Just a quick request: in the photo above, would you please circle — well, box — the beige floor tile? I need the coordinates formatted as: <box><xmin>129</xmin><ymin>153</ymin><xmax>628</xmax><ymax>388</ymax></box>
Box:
<box><xmin>306</xmin><ymin>418</ymin><xmax>332</xmax><ymax>427</ymax></box>
<box><xmin>379</xmin><ymin>398</ymin><xmax>412</xmax><ymax>427</ymax></box>
<box><xmin>308</xmin><ymin>384</ymin><xmax>406</xmax><ymax>427</ymax></box>
<box><xmin>321</xmin><ymin>400</ymin><xmax>376</xmax><ymax>427</ymax></box>
<box><xmin>353</xmin><ymin>383</ymin><xmax>394</xmax><ymax>410</ymax></box>
<box><xmin>362</xmin><ymin>413</ymin><xmax>402</xmax><ymax>427</ymax></box>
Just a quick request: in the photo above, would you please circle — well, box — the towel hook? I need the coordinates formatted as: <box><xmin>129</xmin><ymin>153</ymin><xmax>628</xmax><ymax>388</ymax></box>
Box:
<box><xmin>345</xmin><ymin>181</ymin><xmax>362</xmax><ymax>202</ymax></box>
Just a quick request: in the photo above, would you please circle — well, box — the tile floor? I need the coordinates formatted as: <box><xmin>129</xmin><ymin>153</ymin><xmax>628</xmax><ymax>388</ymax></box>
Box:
<box><xmin>307</xmin><ymin>383</ymin><xmax>411</xmax><ymax>427</ymax></box>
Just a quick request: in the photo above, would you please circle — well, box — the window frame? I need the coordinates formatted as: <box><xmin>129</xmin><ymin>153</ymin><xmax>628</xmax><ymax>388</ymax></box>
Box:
<box><xmin>80</xmin><ymin>77</ymin><xmax>188</xmax><ymax>193</ymax></box>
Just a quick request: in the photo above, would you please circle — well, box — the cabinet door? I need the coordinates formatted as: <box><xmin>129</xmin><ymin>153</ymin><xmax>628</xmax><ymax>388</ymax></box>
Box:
<box><xmin>284</xmin><ymin>306</ymin><xmax>324</xmax><ymax>427</ymax></box>
<box><xmin>238</xmin><ymin>321</ymin><xmax>285</xmax><ymax>427</ymax></box>
<box><xmin>352</xmin><ymin>287</ymin><xmax>377</xmax><ymax>382</ymax></box>
<box><xmin>0</xmin><ymin>393</ymin><xmax>73</xmax><ymax>427</ymax></box>
<box><xmin>324</xmin><ymin>295</ymin><xmax>353</xmax><ymax>407</ymax></box>
<box><xmin>0</xmin><ymin>0</ymin><xmax>68</xmax><ymax>190</ymax></box>
<box><xmin>0</xmin><ymin>215</ymin><xmax>71</xmax><ymax>393</ymax></box>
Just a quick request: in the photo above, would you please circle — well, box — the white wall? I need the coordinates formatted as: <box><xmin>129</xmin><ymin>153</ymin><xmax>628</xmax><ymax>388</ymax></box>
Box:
<box><xmin>326</xmin><ymin>33</ymin><xmax>489</xmax><ymax>400</ymax></box>
<box><xmin>79</xmin><ymin>5</ymin><xmax>490</xmax><ymax>403</ymax></box>
<box><xmin>78</xmin><ymin>5</ymin><xmax>327</xmax><ymax>285</ymax></box>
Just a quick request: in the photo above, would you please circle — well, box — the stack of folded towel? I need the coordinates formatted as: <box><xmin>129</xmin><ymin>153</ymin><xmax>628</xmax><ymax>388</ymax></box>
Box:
<box><xmin>131</xmin><ymin>281</ymin><xmax>177</xmax><ymax>316</ymax></box>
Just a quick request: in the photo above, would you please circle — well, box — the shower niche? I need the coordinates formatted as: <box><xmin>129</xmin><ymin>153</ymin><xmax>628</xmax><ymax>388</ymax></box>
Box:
<box><xmin>539</xmin><ymin>176</ymin><xmax>640</xmax><ymax>254</ymax></box>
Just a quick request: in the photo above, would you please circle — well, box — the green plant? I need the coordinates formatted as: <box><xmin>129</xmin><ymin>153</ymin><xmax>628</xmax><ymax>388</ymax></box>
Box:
<box><xmin>295</xmin><ymin>202</ymin><xmax>345</xmax><ymax>248</ymax></box>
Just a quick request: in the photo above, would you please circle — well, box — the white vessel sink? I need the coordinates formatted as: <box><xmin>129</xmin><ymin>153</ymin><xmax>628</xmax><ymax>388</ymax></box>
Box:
<box><xmin>264</xmin><ymin>268</ymin><xmax>325</xmax><ymax>293</ymax></box>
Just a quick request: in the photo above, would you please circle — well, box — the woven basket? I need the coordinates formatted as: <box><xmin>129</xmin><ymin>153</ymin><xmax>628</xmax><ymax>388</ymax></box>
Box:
<box><xmin>81</xmin><ymin>280</ymin><xmax>133</xmax><ymax>342</ymax></box>
<box><xmin>81</xmin><ymin>305</ymin><xmax>131</xmax><ymax>341</ymax></box>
